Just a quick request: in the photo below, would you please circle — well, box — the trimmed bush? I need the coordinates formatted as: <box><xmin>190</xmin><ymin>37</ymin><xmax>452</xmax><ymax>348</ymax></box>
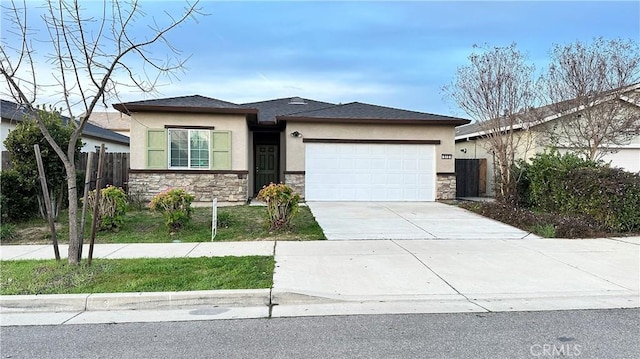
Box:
<box><xmin>88</xmin><ymin>185</ymin><xmax>128</xmax><ymax>231</ymax></box>
<box><xmin>563</xmin><ymin>167</ymin><xmax>640</xmax><ymax>232</ymax></box>
<box><xmin>149</xmin><ymin>188</ymin><xmax>195</xmax><ymax>231</ymax></box>
<box><xmin>516</xmin><ymin>150</ymin><xmax>640</xmax><ymax>232</ymax></box>
<box><xmin>517</xmin><ymin>150</ymin><xmax>600</xmax><ymax>211</ymax></box>
<box><xmin>257</xmin><ymin>183</ymin><xmax>301</xmax><ymax>230</ymax></box>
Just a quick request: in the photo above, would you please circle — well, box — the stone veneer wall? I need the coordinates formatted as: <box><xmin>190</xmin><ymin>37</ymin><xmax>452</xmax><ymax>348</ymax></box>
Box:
<box><xmin>285</xmin><ymin>172</ymin><xmax>455</xmax><ymax>201</ymax></box>
<box><xmin>284</xmin><ymin>173</ymin><xmax>306</xmax><ymax>199</ymax></box>
<box><xmin>436</xmin><ymin>173</ymin><xmax>457</xmax><ymax>200</ymax></box>
<box><xmin>129</xmin><ymin>172</ymin><xmax>248</xmax><ymax>203</ymax></box>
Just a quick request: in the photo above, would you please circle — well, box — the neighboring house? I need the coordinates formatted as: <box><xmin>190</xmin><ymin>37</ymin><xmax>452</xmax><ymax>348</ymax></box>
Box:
<box><xmin>87</xmin><ymin>111</ymin><xmax>131</xmax><ymax>137</ymax></box>
<box><xmin>455</xmin><ymin>85</ymin><xmax>640</xmax><ymax>197</ymax></box>
<box><xmin>113</xmin><ymin>95</ymin><xmax>470</xmax><ymax>203</ymax></box>
<box><xmin>1</xmin><ymin>99</ymin><xmax>130</xmax><ymax>155</ymax></box>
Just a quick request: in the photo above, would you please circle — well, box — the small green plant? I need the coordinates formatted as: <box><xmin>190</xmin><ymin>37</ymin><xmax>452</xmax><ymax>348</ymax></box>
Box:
<box><xmin>1</xmin><ymin>223</ymin><xmax>18</xmax><ymax>241</ymax></box>
<box><xmin>217</xmin><ymin>211</ymin><xmax>232</xmax><ymax>228</ymax></box>
<box><xmin>531</xmin><ymin>223</ymin><xmax>556</xmax><ymax>238</ymax></box>
<box><xmin>88</xmin><ymin>185</ymin><xmax>128</xmax><ymax>231</ymax></box>
<box><xmin>257</xmin><ymin>183</ymin><xmax>301</xmax><ymax>231</ymax></box>
<box><xmin>149</xmin><ymin>188</ymin><xmax>195</xmax><ymax>231</ymax></box>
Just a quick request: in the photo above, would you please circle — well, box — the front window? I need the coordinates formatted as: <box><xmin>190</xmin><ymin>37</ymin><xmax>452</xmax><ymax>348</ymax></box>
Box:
<box><xmin>169</xmin><ymin>129</ymin><xmax>210</xmax><ymax>169</ymax></box>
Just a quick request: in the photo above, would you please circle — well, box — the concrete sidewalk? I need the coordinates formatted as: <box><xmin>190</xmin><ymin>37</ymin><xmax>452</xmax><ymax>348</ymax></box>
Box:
<box><xmin>2</xmin><ymin>237</ymin><xmax>639</xmax><ymax>325</ymax></box>
<box><xmin>0</xmin><ymin>241</ymin><xmax>275</xmax><ymax>260</ymax></box>
<box><xmin>271</xmin><ymin>237</ymin><xmax>640</xmax><ymax>316</ymax></box>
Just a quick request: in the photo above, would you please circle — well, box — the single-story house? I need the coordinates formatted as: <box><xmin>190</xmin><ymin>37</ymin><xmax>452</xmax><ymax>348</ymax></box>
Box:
<box><xmin>1</xmin><ymin>99</ymin><xmax>130</xmax><ymax>155</ymax></box>
<box><xmin>113</xmin><ymin>95</ymin><xmax>470</xmax><ymax>203</ymax></box>
<box><xmin>455</xmin><ymin>84</ymin><xmax>640</xmax><ymax>197</ymax></box>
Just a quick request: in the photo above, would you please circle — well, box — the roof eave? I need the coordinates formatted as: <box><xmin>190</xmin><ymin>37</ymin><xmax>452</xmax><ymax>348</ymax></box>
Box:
<box><xmin>278</xmin><ymin>116</ymin><xmax>470</xmax><ymax>126</ymax></box>
<box><xmin>112</xmin><ymin>104</ymin><xmax>258</xmax><ymax>116</ymax></box>
<box><xmin>81</xmin><ymin>134</ymin><xmax>130</xmax><ymax>145</ymax></box>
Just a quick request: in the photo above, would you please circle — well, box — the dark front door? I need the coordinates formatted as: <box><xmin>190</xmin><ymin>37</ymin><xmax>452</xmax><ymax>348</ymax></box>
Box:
<box><xmin>255</xmin><ymin>144</ymin><xmax>278</xmax><ymax>194</ymax></box>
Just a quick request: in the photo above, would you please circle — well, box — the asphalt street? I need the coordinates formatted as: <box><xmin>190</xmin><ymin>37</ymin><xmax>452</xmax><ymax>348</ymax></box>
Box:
<box><xmin>2</xmin><ymin>309</ymin><xmax>638</xmax><ymax>358</ymax></box>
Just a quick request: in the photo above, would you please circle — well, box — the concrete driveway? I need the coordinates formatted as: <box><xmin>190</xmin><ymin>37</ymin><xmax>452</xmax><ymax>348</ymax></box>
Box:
<box><xmin>307</xmin><ymin>202</ymin><xmax>537</xmax><ymax>240</ymax></box>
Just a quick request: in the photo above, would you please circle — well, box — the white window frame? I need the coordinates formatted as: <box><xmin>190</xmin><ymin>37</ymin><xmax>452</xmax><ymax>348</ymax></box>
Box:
<box><xmin>167</xmin><ymin>129</ymin><xmax>210</xmax><ymax>169</ymax></box>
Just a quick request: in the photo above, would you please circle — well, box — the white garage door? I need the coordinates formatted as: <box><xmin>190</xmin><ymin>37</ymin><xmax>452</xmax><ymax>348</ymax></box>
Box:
<box><xmin>305</xmin><ymin>143</ymin><xmax>436</xmax><ymax>201</ymax></box>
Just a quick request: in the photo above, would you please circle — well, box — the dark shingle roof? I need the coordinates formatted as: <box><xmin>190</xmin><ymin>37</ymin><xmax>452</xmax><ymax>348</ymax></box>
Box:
<box><xmin>113</xmin><ymin>94</ymin><xmax>470</xmax><ymax>125</ymax></box>
<box><xmin>455</xmin><ymin>121</ymin><xmax>483</xmax><ymax>138</ymax></box>
<box><xmin>241</xmin><ymin>97</ymin><xmax>336</xmax><ymax>123</ymax></box>
<box><xmin>118</xmin><ymin>95</ymin><xmax>243</xmax><ymax>109</ymax></box>
<box><xmin>1</xmin><ymin>99</ymin><xmax>130</xmax><ymax>145</ymax></box>
<box><xmin>113</xmin><ymin>95</ymin><xmax>257</xmax><ymax>116</ymax></box>
<box><xmin>283</xmin><ymin>102</ymin><xmax>469</xmax><ymax>124</ymax></box>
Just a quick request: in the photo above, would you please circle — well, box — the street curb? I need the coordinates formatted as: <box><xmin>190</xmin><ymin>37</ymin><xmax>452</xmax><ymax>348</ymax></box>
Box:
<box><xmin>0</xmin><ymin>289</ymin><xmax>271</xmax><ymax>313</ymax></box>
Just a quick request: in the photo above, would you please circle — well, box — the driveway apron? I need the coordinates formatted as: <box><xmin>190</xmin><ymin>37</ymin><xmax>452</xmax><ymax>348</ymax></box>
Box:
<box><xmin>306</xmin><ymin>202</ymin><xmax>537</xmax><ymax>240</ymax></box>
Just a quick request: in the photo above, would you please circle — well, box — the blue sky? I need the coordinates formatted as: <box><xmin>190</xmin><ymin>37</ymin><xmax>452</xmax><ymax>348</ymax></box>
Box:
<box><xmin>3</xmin><ymin>1</ymin><xmax>640</xmax><ymax>117</ymax></box>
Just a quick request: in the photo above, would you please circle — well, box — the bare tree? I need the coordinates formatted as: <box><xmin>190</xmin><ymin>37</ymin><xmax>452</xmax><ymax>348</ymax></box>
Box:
<box><xmin>541</xmin><ymin>38</ymin><xmax>640</xmax><ymax>161</ymax></box>
<box><xmin>444</xmin><ymin>44</ymin><xmax>539</xmax><ymax>202</ymax></box>
<box><xmin>1</xmin><ymin>0</ymin><xmax>202</xmax><ymax>264</ymax></box>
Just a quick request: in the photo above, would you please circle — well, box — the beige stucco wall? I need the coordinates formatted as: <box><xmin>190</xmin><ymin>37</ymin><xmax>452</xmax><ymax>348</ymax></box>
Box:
<box><xmin>81</xmin><ymin>136</ymin><xmax>130</xmax><ymax>153</ymax></box>
<box><xmin>129</xmin><ymin>112</ymin><xmax>248</xmax><ymax>170</ymax></box>
<box><xmin>455</xmin><ymin>130</ymin><xmax>540</xmax><ymax>196</ymax></box>
<box><xmin>285</xmin><ymin>122</ymin><xmax>457</xmax><ymax>173</ymax></box>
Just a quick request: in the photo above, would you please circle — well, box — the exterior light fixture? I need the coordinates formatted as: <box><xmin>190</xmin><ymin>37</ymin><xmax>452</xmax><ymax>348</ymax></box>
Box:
<box><xmin>290</xmin><ymin>131</ymin><xmax>302</xmax><ymax>138</ymax></box>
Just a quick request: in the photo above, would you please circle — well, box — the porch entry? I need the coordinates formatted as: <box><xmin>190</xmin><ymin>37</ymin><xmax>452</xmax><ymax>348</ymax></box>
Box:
<box><xmin>254</xmin><ymin>144</ymin><xmax>279</xmax><ymax>194</ymax></box>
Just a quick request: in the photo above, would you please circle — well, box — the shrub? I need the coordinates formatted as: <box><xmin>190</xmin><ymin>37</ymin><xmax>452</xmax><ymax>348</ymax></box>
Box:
<box><xmin>257</xmin><ymin>183</ymin><xmax>301</xmax><ymax>231</ymax></box>
<box><xmin>149</xmin><ymin>188</ymin><xmax>195</xmax><ymax>231</ymax></box>
<box><xmin>87</xmin><ymin>185</ymin><xmax>128</xmax><ymax>231</ymax></box>
<box><xmin>515</xmin><ymin>150</ymin><xmax>640</xmax><ymax>232</ymax></box>
<box><xmin>563</xmin><ymin>166</ymin><xmax>640</xmax><ymax>232</ymax></box>
<box><xmin>3</xmin><ymin>108</ymin><xmax>82</xmax><ymax>220</ymax></box>
<box><xmin>518</xmin><ymin>150</ymin><xmax>600</xmax><ymax>211</ymax></box>
<box><xmin>0</xmin><ymin>170</ymin><xmax>38</xmax><ymax>222</ymax></box>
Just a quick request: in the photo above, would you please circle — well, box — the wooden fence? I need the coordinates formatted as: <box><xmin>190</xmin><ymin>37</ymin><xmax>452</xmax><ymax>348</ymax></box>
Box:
<box><xmin>1</xmin><ymin>151</ymin><xmax>129</xmax><ymax>191</ymax></box>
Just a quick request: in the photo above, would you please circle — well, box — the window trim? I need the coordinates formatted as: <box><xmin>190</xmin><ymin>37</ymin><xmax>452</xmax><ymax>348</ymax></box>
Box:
<box><xmin>165</xmin><ymin>125</ymin><xmax>215</xmax><ymax>130</ymax></box>
<box><xmin>167</xmin><ymin>128</ymin><xmax>211</xmax><ymax>170</ymax></box>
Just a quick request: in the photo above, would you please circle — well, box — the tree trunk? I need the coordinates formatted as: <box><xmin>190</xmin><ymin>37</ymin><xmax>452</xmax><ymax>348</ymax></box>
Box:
<box><xmin>66</xmin><ymin>161</ymin><xmax>80</xmax><ymax>265</ymax></box>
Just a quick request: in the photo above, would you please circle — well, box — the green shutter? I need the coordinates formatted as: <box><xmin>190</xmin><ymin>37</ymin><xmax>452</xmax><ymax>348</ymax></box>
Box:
<box><xmin>211</xmin><ymin>131</ymin><xmax>231</xmax><ymax>170</ymax></box>
<box><xmin>147</xmin><ymin>129</ymin><xmax>167</xmax><ymax>169</ymax></box>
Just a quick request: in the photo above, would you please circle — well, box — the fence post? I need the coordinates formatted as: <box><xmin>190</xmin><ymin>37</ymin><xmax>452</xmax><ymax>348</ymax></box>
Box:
<box><xmin>87</xmin><ymin>144</ymin><xmax>106</xmax><ymax>266</ymax></box>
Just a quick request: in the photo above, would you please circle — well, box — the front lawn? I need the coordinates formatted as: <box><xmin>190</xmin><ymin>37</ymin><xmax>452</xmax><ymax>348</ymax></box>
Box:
<box><xmin>0</xmin><ymin>256</ymin><xmax>274</xmax><ymax>295</ymax></box>
<box><xmin>3</xmin><ymin>205</ymin><xmax>325</xmax><ymax>244</ymax></box>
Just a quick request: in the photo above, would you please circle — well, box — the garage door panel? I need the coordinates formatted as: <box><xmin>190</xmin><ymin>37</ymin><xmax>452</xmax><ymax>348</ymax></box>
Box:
<box><xmin>305</xmin><ymin>143</ymin><xmax>436</xmax><ymax>201</ymax></box>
